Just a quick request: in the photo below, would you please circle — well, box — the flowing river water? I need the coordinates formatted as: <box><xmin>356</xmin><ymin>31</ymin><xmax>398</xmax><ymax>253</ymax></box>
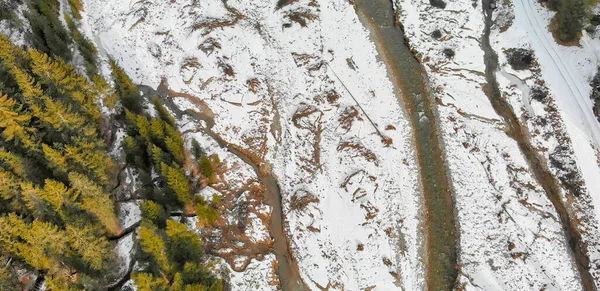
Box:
<box><xmin>138</xmin><ymin>85</ymin><xmax>309</xmax><ymax>291</ymax></box>
<box><xmin>480</xmin><ymin>1</ymin><xmax>595</xmax><ymax>289</ymax></box>
<box><xmin>353</xmin><ymin>0</ymin><xmax>458</xmax><ymax>290</ymax></box>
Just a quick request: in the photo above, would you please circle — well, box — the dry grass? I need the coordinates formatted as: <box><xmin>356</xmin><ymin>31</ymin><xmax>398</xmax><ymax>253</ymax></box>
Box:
<box><xmin>292</xmin><ymin>105</ymin><xmax>323</xmax><ymax>173</ymax></box>
<box><xmin>337</xmin><ymin>140</ymin><xmax>379</xmax><ymax>166</ymax></box>
<box><xmin>191</xmin><ymin>0</ymin><xmax>243</xmax><ymax>35</ymax></box>
<box><xmin>247</xmin><ymin>78</ymin><xmax>260</xmax><ymax>93</ymax></box>
<box><xmin>286</xmin><ymin>10</ymin><xmax>318</xmax><ymax>27</ymax></box>
<box><xmin>289</xmin><ymin>189</ymin><xmax>319</xmax><ymax>211</ymax></box>
<box><xmin>198</xmin><ymin>37</ymin><xmax>221</xmax><ymax>56</ymax></box>
<box><xmin>338</xmin><ymin>106</ymin><xmax>363</xmax><ymax>132</ymax></box>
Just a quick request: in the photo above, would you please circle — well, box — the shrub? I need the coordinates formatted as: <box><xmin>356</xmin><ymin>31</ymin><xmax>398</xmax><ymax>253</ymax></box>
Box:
<box><xmin>443</xmin><ymin>48</ymin><xmax>455</xmax><ymax>58</ymax></box>
<box><xmin>530</xmin><ymin>86</ymin><xmax>548</xmax><ymax>102</ymax></box>
<box><xmin>555</xmin><ymin>0</ymin><xmax>586</xmax><ymax>43</ymax></box>
<box><xmin>506</xmin><ymin>48</ymin><xmax>535</xmax><ymax>70</ymax></box>
<box><xmin>430</xmin><ymin>0</ymin><xmax>446</xmax><ymax>9</ymax></box>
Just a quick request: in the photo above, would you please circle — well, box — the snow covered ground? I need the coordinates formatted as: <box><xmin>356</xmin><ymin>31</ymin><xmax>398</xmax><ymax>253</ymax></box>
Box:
<box><xmin>492</xmin><ymin>0</ymin><xmax>600</xmax><ymax>284</ymax></box>
<box><xmin>81</xmin><ymin>0</ymin><xmax>424</xmax><ymax>289</ymax></box>
<box><xmin>2</xmin><ymin>0</ymin><xmax>595</xmax><ymax>288</ymax></box>
<box><xmin>396</xmin><ymin>0</ymin><xmax>592</xmax><ymax>289</ymax></box>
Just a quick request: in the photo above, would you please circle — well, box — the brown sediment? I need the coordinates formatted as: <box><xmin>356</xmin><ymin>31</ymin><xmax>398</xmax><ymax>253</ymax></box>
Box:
<box><xmin>143</xmin><ymin>84</ymin><xmax>310</xmax><ymax>290</ymax></box>
<box><xmin>481</xmin><ymin>0</ymin><xmax>595</xmax><ymax>289</ymax></box>
<box><xmin>353</xmin><ymin>0</ymin><xmax>458</xmax><ymax>290</ymax></box>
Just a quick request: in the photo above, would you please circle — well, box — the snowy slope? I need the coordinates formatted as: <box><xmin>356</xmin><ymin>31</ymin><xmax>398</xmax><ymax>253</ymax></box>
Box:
<box><xmin>81</xmin><ymin>0</ymin><xmax>424</xmax><ymax>289</ymax></box>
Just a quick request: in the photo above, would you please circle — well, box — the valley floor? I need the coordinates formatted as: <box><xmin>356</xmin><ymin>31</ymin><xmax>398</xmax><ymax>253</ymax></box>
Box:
<box><xmin>5</xmin><ymin>0</ymin><xmax>595</xmax><ymax>289</ymax></box>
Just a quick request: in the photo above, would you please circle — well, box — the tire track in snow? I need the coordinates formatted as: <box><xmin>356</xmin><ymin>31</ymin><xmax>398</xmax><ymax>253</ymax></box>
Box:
<box><xmin>516</xmin><ymin>0</ymin><xmax>600</xmax><ymax>147</ymax></box>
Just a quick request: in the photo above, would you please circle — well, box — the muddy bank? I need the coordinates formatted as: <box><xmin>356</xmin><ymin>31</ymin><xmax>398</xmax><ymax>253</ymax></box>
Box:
<box><xmin>353</xmin><ymin>0</ymin><xmax>458</xmax><ymax>290</ymax></box>
<box><xmin>480</xmin><ymin>1</ymin><xmax>596</xmax><ymax>289</ymax></box>
<box><xmin>139</xmin><ymin>85</ymin><xmax>308</xmax><ymax>291</ymax></box>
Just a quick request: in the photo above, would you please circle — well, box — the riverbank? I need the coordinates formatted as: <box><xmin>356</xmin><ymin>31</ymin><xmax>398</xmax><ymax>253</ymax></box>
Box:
<box><xmin>395</xmin><ymin>0</ymin><xmax>584</xmax><ymax>288</ymax></box>
<box><xmin>353</xmin><ymin>0</ymin><xmax>457</xmax><ymax>289</ymax></box>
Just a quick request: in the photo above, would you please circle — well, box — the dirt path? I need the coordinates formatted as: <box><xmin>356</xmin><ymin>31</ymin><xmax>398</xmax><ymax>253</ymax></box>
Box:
<box><xmin>481</xmin><ymin>1</ymin><xmax>596</xmax><ymax>289</ymax></box>
<box><xmin>353</xmin><ymin>0</ymin><xmax>458</xmax><ymax>290</ymax></box>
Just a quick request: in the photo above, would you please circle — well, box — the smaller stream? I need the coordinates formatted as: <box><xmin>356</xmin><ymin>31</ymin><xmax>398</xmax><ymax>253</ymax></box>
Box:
<box><xmin>481</xmin><ymin>1</ymin><xmax>596</xmax><ymax>289</ymax></box>
<box><xmin>139</xmin><ymin>85</ymin><xmax>308</xmax><ymax>291</ymax></box>
<box><xmin>498</xmin><ymin>70</ymin><xmax>533</xmax><ymax>115</ymax></box>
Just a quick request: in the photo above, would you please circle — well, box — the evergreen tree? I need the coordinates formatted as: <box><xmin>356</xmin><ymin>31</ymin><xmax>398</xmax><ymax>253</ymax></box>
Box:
<box><xmin>0</xmin><ymin>93</ymin><xmax>34</xmax><ymax>148</ymax></box>
<box><xmin>556</xmin><ymin>0</ymin><xmax>587</xmax><ymax>42</ymax></box>
<box><xmin>161</xmin><ymin>162</ymin><xmax>192</xmax><ymax>206</ymax></box>
<box><xmin>132</xmin><ymin>272</ymin><xmax>169</xmax><ymax>291</ymax></box>
<box><xmin>166</xmin><ymin>220</ymin><xmax>203</xmax><ymax>265</ymax></box>
<box><xmin>138</xmin><ymin>220</ymin><xmax>172</xmax><ymax>274</ymax></box>
<box><xmin>110</xmin><ymin>59</ymin><xmax>143</xmax><ymax>114</ymax></box>
<box><xmin>24</xmin><ymin>0</ymin><xmax>72</xmax><ymax>61</ymax></box>
<box><xmin>153</xmin><ymin>96</ymin><xmax>176</xmax><ymax>126</ymax></box>
<box><xmin>199</xmin><ymin>155</ymin><xmax>214</xmax><ymax>181</ymax></box>
<box><xmin>0</xmin><ymin>34</ymin><xmax>120</xmax><ymax>289</ymax></box>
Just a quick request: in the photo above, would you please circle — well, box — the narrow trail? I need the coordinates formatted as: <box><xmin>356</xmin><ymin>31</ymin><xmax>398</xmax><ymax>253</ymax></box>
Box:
<box><xmin>353</xmin><ymin>0</ymin><xmax>458</xmax><ymax>290</ymax></box>
<box><xmin>139</xmin><ymin>85</ymin><xmax>309</xmax><ymax>291</ymax></box>
<box><xmin>481</xmin><ymin>1</ymin><xmax>596</xmax><ymax>289</ymax></box>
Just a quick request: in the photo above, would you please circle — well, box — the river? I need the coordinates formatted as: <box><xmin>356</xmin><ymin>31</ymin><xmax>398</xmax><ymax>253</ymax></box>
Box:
<box><xmin>353</xmin><ymin>0</ymin><xmax>458</xmax><ymax>290</ymax></box>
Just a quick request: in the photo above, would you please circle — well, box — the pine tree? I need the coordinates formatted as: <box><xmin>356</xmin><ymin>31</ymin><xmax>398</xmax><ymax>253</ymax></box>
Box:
<box><xmin>141</xmin><ymin>200</ymin><xmax>166</xmax><ymax>227</ymax></box>
<box><xmin>0</xmin><ymin>93</ymin><xmax>34</xmax><ymax>147</ymax></box>
<box><xmin>110</xmin><ymin>59</ymin><xmax>143</xmax><ymax>114</ymax></box>
<box><xmin>165</xmin><ymin>133</ymin><xmax>185</xmax><ymax>166</ymax></box>
<box><xmin>166</xmin><ymin>220</ymin><xmax>203</xmax><ymax>266</ymax></box>
<box><xmin>41</xmin><ymin>179</ymin><xmax>77</xmax><ymax>209</ymax></box>
<box><xmin>131</xmin><ymin>272</ymin><xmax>169</xmax><ymax>291</ymax></box>
<box><xmin>0</xmin><ymin>169</ymin><xmax>20</xmax><ymax>201</ymax></box>
<box><xmin>0</xmin><ymin>147</ymin><xmax>25</xmax><ymax>178</ymax></box>
<box><xmin>65</xmin><ymin>138</ymin><xmax>114</xmax><ymax>187</ymax></box>
<box><xmin>150</xmin><ymin>144</ymin><xmax>165</xmax><ymax>166</ymax></box>
<box><xmin>191</xmin><ymin>140</ymin><xmax>205</xmax><ymax>161</ymax></box>
<box><xmin>64</xmin><ymin>225</ymin><xmax>112</xmax><ymax>270</ymax></box>
<box><xmin>42</xmin><ymin>144</ymin><xmax>69</xmax><ymax>175</ymax></box>
<box><xmin>556</xmin><ymin>0</ymin><xmax>587</xmax><ymax>42</ymax></box>
<box><xmin>68</xmin><ymin>172</ymin><xmax>119</xmax><ymax>234</ymax></box>
<box><xmin>24</xmin><ymin>0</ymin><xmax>72</xmax><ymax>61</ymax></box>
<box><xmin>68</xmin><ymin>0</ymin><xmax>84</xmax><ymax>20</ymax></box>
<box><xmin>152</xmin><ymin>96</ymin><xmax>176</xmax><ymax>126</ymax></box>
<box><xmin>199</xmin><ymin>155</ymin><xmax>214</xmax><ymax>181</ymax></box>
<box><xmin>138</xmin><ymin>220</ymin><xmax>172</xmax><ymax>274</ymax></box>
<box><xmin>64</xmin><ymin>13</ymin><xmax>98</xmax><ymax>76</ymax></box>
<box><xmin>195</xmin><ymin>196</ymin><xmax>218</xmax><ymax>225</ymax></box>
<box><xmin>161</xmin><ymin>163</ymin><xmax>191</xmax><ymax>205</ymax></box>
<box><xmin>0</xmin><ymin>33</ymin><xmax>123</xmax><ymax>289</ymax></box>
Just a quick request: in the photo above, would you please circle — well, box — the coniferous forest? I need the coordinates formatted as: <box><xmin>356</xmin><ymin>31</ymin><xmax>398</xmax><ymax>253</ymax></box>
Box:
<box><xmin>0</xmin><ymin>0</ymin><xmax>222</xmax><ymax>290</ymax></box>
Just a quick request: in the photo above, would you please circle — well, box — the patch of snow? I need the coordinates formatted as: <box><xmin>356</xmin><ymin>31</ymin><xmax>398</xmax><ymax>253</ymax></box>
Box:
<box><xmin>118</xmin><ymin>201</ymin><xmax>141</xmax><ymax>230</ymax></box>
